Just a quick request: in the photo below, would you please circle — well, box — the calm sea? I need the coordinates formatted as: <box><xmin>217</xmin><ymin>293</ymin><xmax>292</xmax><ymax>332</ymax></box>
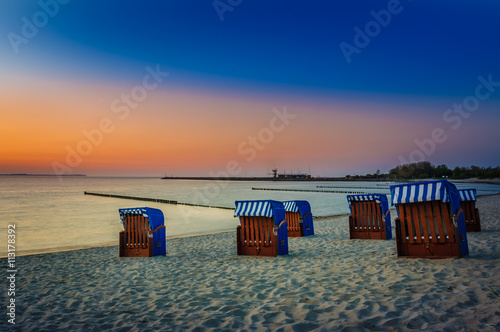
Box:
<box><xmin>1</xmin><ymin>176</ymin><xmax>499</xmax><ymax>257</ymax></box>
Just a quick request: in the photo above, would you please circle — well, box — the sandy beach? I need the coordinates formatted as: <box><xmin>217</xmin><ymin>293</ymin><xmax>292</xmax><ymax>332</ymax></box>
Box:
<box><xmin>3</xmin><ymin>195</ymin><xmax>500</xmax><ymax>331</ymax></box>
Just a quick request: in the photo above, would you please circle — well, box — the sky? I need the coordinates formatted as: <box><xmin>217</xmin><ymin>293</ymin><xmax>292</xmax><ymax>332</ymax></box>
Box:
<box><xmin>1</xmin><ymin>0</ymin><xmax>500</xmax><ymax>177</ymax></box>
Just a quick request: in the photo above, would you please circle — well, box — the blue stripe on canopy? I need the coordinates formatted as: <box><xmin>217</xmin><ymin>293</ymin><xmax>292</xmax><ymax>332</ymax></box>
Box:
<box><xmin>283</xmin><ymin>201</ymin><xmax>299</xmax><ymax>212</ymax></box>
<box><xmin>347</xmin><ymin>194</ymin><xmax>382</xmax><ymax>205</ymax></box>
<box><xmin>119</xmin><ymin>208</ymin><xmax>148</xmax><ymax>222</ymax></box>
<box><xmin>391</xmin><ymin>180</ymin><xmax>448</xmax><ymax>205</ymax></box>
<box><xmin>234</xmin><ymin>200</ymin><xmax>274</xmax><ymax>217</ymax></box>
<box><xmin>458</xmin><ymin>189</ymin><xmax>477</xmax><ymax>201</ymax></box>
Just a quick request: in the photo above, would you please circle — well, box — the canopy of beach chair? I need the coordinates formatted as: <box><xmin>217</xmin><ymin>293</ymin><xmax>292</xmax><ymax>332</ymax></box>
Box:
<box><xmin>390</xmin><ymin>179</ymin><xmax>462</xmax><ymax>216</ymax></box>
<box><xmin>458</xmin><ymin>189</ymin><xmax>477</xmax><ymax>201</ymax></box>
<box><xmin>118</xmin><ymin>207</ymin><xmax>165</xmax><ymax>231</ymax></box>
<box><xmin>283</xmin><ymin>200</ymin><xmax>312</xmax><ymax>217</ymax></box>
<box><xmin>283</xmin><ymin>201</ymin><xmax>299</xmax><ymax>213</ymax></box>
<box><xmin>234</xmin><ymin>200</ymin><xmax>285</xmax><ymax>225</ymax></box>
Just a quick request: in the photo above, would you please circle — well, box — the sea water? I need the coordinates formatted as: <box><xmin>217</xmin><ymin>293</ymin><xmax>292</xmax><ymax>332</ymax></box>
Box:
<box><xmin>1</xmin><ymin>176</ymin><xmax>499</xmax><ymax>257</ymax></box>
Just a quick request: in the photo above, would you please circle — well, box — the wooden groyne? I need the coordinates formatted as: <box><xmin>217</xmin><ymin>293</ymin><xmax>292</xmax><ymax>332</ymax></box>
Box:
<box><xmin>84</xmin><ymin>192</ymin><xmax>234</xmax><ymax>210</ymax></box>
<box><xmin>84</xmin><ymin>192</ymin><xmax>177</xmax><ymax>204</ymax></box>
<box><xmin>251</xmin><ymin>188</ymin><xmax>367</xmax><ymax>194</ymax></box>
<box><xmin>316</xmin><ymin>186</ymin><xmax>390</xmax><ymax>190</ymax></box>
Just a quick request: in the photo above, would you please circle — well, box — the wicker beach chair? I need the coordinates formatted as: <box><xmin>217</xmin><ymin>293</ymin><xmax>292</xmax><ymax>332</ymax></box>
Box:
<box><xmin>118</xmin><ymin>207</ymin><xmax>166</xmax><ymax>257</ymax></box>
<box><xmin>234</xmin><ymin>200</ymin><xmax>288</xmax><ymax>256</ymax></box>
<box><xmin>459</xmin><ymin>189</ymin><xmax>481</xmax><ymax>232</ymax></box>
<box><xmin>390</xmin><ymin>180</ymin><xmax>469</xmax><ymax>258</ymax></box>
<box><xmin>283</xmin><ymin>200</ymin><xmax>315</xmax><ymax>237</ymax></box>
<box><xmin>346</xmin><ymin>194</ymin><xmax>392</xmax><ymax>240</ymax></box>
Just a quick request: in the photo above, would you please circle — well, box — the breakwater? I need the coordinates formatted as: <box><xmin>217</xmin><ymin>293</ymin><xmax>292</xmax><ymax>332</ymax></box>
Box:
<box><xmin>316</xmin><ymin>186</ymin><xmax>390</xmax><ymax>190</ymax></box>
<box><xmin>84</xmin><ymin>191</ymin><xmax>234</xmax><ymax>210</ymax></box>
<box><xmin>251</xmin><ymin>188</ymin><xmax>367</xmax><ymax>194</ymax></box>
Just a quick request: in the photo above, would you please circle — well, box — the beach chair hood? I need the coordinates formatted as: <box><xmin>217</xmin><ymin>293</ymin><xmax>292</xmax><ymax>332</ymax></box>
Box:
<box><xmin>118</xmin><ymin>207</ymin><xmax>165</xmax><ymax>231</ymax></box>
<box><xmin>283</xmin><ymin>200</ymin><xmax>312</xmax><ymax>217</ymax></box>
<box><xmin>458</xmin><ymin>189</ymin><xmax>477</xmax><ymax>202</ymax></box>
<box><xmin>234</xmin><ymin>200</ymin><xmax>285</xmax><ymax>226</ymax></box>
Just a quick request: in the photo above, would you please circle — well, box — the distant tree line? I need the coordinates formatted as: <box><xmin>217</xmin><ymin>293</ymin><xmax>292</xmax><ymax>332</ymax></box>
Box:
<box><xmin>345</xmin><ymin>161</ymin><xmax>500</xmax><ymax>180</ymax></box>
<box><xmin>389</xmin><ymin>162</ymin><xmax>452</xmax><ymax>179</ymax></box>
<box><xmin>389</xmin><ymin>162</ymin><xmax>500</xmax><ymax>179</ymax></box>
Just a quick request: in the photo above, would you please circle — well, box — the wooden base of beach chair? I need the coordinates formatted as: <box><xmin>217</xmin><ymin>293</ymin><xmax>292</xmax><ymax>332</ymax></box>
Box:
<box><xmin>461</xmin><ymin>201</ymin><xmax>481</xmax><ymax>232</ymax></box>
<box><xmin>349</xmin><ymin>216</ymin><xmax>388</xmax><ymax>240</ymax></box>
<box><xmin>349</xmin><ymin>201</ymin><xmax>390</xmax><ymax>240</ymax></box>
<box><xmin>286</xmin><ymin>212</ymin><xmax>304</xmax><ymax>237</ymax></box>
<box><xmin>395</xmin><ymin>201</ymin><xmax>464</xmax><ymax>258</ymax></box>
<box><xmin>119</xmin><ymin>215</ymin><xmax>165</xmax><ymax>257</ymax></box>
<box><xmin>120</xmin><ymin>232</ymin><xmax>154</xmax><ymax>257</ymax></box>
<box><xmin>236</xmin><ymin>216</ymin><xmax>279</xmax><ymax>257</ymax></box>
<box><xmin>395</xmin><ymin>236</ymin><xmax>461</xmax><ymax>258</ymax></box>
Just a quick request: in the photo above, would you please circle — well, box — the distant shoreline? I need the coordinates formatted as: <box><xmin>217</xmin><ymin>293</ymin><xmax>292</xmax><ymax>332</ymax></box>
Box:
<box><xmin>2</xmin><ymin>174</ymin><xmax>498</xmax><ymax>185</ymax></box>
<box><xmin>449</xmin><ymin>178</ymin><xmax>500</xmax><ymax>185</ymax></box>
<box><xmin>160</xmin><ymin>176</ymin><xmax>402</xmax><ymax>182</ymax></box>
<box><xmin>160</xmin><ymin>176</ymin><xmax>500</xmax><ymax>184</ymax></box>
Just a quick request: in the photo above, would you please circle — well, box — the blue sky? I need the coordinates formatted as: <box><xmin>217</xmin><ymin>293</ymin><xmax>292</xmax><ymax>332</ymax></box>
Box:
<box><xmin>4</xmin><ymin>0</ymin><xmax>500</xmax><ymax>95</ymax></box>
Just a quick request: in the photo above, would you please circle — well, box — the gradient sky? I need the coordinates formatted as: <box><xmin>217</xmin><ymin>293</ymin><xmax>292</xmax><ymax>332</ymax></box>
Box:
<box><xmin>1</xmin><ymin>0</ymin><xmax>500</xmax><ymax>177</ymax></box>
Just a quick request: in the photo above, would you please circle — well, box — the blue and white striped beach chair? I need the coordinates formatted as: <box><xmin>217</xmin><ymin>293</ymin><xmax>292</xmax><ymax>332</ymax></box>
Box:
<box><xmin>283</xmin><ymin>200</ymin><xmax>314</xmax><ymax>237</ymax></box>
<box><xmin>346</xmin><ymin>194</ymin><xmax>392</xmax><ymax>240</ymax></box>
<box><xmin>234</xmin><ymin>200</ymin><xmax>288</xmax><ymax>256</ymax></box>
<box><xmin>458</xmin><ymin>189</ymin><xmax>481</xmax><ymax>232</ymax></box>
<box><xmin>118</xmin><ymin>207</ymin><xmax>166</xmax><ymax>257</ymax></box>
<box><xmin>390</xmin><ymin>180</ymin><xmax>469</xmax><ymax>258</ymax></box>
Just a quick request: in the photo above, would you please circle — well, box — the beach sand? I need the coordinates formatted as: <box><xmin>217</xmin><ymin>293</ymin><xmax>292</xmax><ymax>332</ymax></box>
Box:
<box><xmin>3</xmin><ymin>195</ymin><xmax>500</xmax><ymax>331</ymax></box>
